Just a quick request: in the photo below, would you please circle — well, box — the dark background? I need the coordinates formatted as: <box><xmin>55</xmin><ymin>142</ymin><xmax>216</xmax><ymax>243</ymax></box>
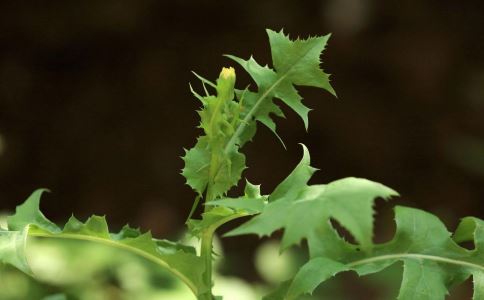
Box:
<box><xmin>1</xmin><ymin>0</ymin><xmax>483</xmax><ymax>291</ymax></box>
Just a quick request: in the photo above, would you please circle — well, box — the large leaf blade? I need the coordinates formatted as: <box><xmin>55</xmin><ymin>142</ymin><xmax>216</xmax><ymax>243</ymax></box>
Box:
<box><xmin>276</xmin><ymin>206</ymin><xmax>484</xmax><ymax>299</ymax></box>
<box><xmin>1</xmin><ymin>190</ymin><xmax>207</xmax><ymax>297</ymax></box>
<box><xmin>225</xmin><ymin>146</ymin><xmax>398</xmax><ymax>251</ymax></box>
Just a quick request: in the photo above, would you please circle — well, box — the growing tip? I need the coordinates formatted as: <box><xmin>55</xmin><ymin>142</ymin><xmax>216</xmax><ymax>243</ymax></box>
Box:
<box><xmin>220</xmin><ymin>67</ymin><xmax>236</xmax><ymax>80</ymax></box>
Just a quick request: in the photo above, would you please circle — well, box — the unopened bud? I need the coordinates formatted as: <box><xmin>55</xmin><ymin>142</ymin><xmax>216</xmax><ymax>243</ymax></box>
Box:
<box><xmin>217</xmin><ymin>67</ymin><xmax>236</xmax><ymax>101</ymax></box>
<box><xmin>220</xmin><ymin>67</ymin><xmax>235</xmax><ymax>81</ymax></box>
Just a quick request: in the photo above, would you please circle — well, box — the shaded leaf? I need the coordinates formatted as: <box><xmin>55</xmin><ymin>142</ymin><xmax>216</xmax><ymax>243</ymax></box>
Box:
<box><xmin>0</xmin><ymin>227</ymin><xmax>30</xmax><ymax>274</ymax></box>
<box><xmin>269</xmin><ymin>207</ymin><xmax>484</xmax><ymax>300</ymax></box>
<box><xmin>1</xmin><ymin>190</ymin><xmax>207</xmax><ymax>297</ymax></box>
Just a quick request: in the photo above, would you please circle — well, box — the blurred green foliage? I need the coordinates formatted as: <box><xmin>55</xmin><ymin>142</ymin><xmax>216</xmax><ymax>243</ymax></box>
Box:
<box><xmin>0</xmin><ymin>237</ymin><xmax>193</xmax><ymax>300</ymax></box>
<box><xmin>0</xmin><ymin>226</ymin><xmax>408</xmax><ymax>300</ymax></box>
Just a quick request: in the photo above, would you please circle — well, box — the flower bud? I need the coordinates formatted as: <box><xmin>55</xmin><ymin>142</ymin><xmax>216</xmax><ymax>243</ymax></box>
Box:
<box><xmin>220</xmin><ymin>67</ymin><xmax>235</xmax><ymax>81</ymax></box>
<box><xmin>217</xmin><ymin>67</ymin><xmax>236</xmax><ymax>101</ymax></box>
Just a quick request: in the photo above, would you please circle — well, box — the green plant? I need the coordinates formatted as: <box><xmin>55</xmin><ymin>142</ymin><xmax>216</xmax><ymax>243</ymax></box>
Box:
<box><xmin>1</xmin><ymin>29</ymin><xmax>483</xmax><ymax>300</ymax></box>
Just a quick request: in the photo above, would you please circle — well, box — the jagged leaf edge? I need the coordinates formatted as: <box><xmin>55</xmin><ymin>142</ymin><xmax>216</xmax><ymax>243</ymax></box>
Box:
<box><xmin>2</xmin><ymin>190</ymin><xmax>207</xmax><ymax>296</ymax></box>
<box><xmin>278</xmin><ymin>206</ymin><xmax>484</xmax><ymax>299</ymax></box>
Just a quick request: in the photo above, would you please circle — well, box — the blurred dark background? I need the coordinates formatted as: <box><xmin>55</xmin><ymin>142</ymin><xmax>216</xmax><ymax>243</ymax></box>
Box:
<box><xmin>0</xmin><ymin>0</ymin><xmax>483</xmax><ymax>293</ymax></box>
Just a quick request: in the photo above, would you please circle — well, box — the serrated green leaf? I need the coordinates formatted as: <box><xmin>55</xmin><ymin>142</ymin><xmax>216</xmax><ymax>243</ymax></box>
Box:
<box><xmin>211</xmin><ymin>149</ymin><xmax>246</xmax><ymax>198</ymax></box>
<box><xmin>208</xmin><ymin>197</ymin><xmax>266</xmax><ymax>215</ymax></box>
<box><xmin>274</xmin><ymin>206</ymin><xmax>484</xmax><ymax>300</ymax></box>
<box><xmin>244</xmin><ymin>180</ymin><xmax>262</xmax><ymax>198</ymax></box>
<box><xmin>63</xmin><ymin>215</ymin><xmax>110</xmax><ymax>238</ymax></box>
<box><xmin>225</xmin><ymin>146</ymin><xmax>397</xmax><ymax>251</ymax></box>
<box><xmin>286</xmin><ymin>257</ymin><xmax>348</xmax><ymax>299</ymax></box>
<box><xmin>238</xmin><ymin>90</ymin><xmax>285</xmax><ymax>147</ymax></box>
<box><xmin>187</xmin><ymin>205</ymin><xmax>250</xmax><ymax>240</ymax></box>
<box><xmin>267</xmin><ymin>29</ymin><xmax>335</xmax><ymax>94</ymax></box>
<box><xmin>1</xmin><ymin>190</ymin><xmax>207</xmax><ymax>297</ymax></box>
<box><xmin>111</xmin><ymin>224</ymin><xmax>142</xmax><ymax>239</ymax></box>
<box><xmin>182</xmin><ymin>135</ymin><xmax>246</xmax><ymax>199</ymax></box>
<box><xmin>182</xmin><ymin>137</ymin><xmax>211</xmax><ymax>195</ymax></box>
<box><xmin>182</xmin><ymin>29</ymin><xmax>335</xmax><ymax>208</ymax></box>
<box><xmin>182</xmin><ymin>144</ymin><xmax>246</xmax><ymax>199</ymax></box>
<box><xmin>155</xmin><ymin>238</ymin><xmax>197</xmax><ymax>255</ymax></box>
<box><xmin>187</xmin><ymin>179</ymin><xmax>262</xmax><ymax>239</ymax></box>
<box><xmin>1</xmin><ymin>189</ymin><xmax>58</xmax><ymax>275</ymax></box>
<box><xmin>453</xmin><ymin>216</ymin><xmax>484</xmax><ymax>248</ymax></box>
<box><xmin>207</xmin><ymin>180</ymin><xmax>268</xmax><ymax>214</ymax></box>
<box><xmin>183</xmin><ymin>69</ymin><xmax>248</xmax><ymax>200</ymax></box>
<box><xmin>188</xmin><ymin>206</ymin><xmax>235</xmax><ymax>237</ymax></box>
<box><xmin>226</xmin><ymin>29</ymin><xmax>334</xmax><ymax>139</ymax></box>
<box><xmin>7</xmin><ymin>189</ymin><xmax>60</xmax><ymax>233</ymax></box>
<box><xmin>269</xmin><ymin>144</ymin><xmax>315</xmax><ymax>202</ymax></box>
<box><xmin>397</xmin><ymin>259</ymin><xmax>449</xmax><ymax>299</ymax></box>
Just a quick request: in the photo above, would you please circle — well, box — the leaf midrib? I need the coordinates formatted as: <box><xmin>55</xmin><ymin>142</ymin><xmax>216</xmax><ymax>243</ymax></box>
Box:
<box><xmin>224</xmin><ymin>42</ymin><xmax>320</xmax><ymax>154</ymax></box>
<box><xmin>29</xmin><ymin>231</ymin><xmax>200</xmax><ymax>295</ymax></box>
<box><xmin>347</xmin><ymin>253</ymin><xmax>484</xmax><ymax>272</ymax></box>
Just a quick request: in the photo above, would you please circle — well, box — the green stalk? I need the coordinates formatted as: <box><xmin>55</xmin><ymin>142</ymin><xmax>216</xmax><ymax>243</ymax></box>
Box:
<box><xmin>205</xmin><ymin>151</ymin><xmax>219</xmax><ymax>212</ymax></box>
<box><xmin>198</xmin><ymin>67</ymin><xmax>240</xmax><ymax>299</ymax></box>
<box><xmin>198</xmin><ymin>211</ymin><xmax>249</xmax><ymax>300</ymax></box>
<box><xmin>199</xmin><ymin>230</ymin><xmax>215</xmax><ymax>300</ymax></box>
<box><xmin>199</xmin><ymin>156</ymin><xmax>218</xmax><ymax>298</ymax></box>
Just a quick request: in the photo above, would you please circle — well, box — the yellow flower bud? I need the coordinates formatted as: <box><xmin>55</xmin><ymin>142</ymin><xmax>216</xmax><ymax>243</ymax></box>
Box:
<box><xmin>217</xmin><ymin>67</ymin><xmax>236</xmax><ymax>101</ymax></box>
<box><xmin>220</xmin><ymin>67</ymin><xmax>235</xmax><ymax>80</ymax></box>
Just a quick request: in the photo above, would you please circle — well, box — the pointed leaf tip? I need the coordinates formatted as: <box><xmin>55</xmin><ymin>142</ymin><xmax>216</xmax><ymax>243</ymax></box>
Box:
<box><xmin>7</xmin><ymin>189</ymin><xmax>59</xmax><ymax>233</ymax></box>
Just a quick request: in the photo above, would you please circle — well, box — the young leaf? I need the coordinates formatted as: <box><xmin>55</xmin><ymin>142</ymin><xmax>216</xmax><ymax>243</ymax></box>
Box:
<box><xmin>225</xmin><ymin>29</ymin><xmax>334</xmax><ymax>148</ymax></box>
<box><xmin>189</xmin><ymin>181</ymin><xmax>267</xmax><ymax>238</ymax></box>
<box><xmin>188</xmin><ymin>206</ymin><xmax>236</xmax><ymax>237</ymax></box>
<box><xmin>267</xmin><ymin>30</ymin><xmax>335</xmax><ymax>93</ymax></box>
<box><xmin>1</xmin><ymin>190</ymin><xmax>208</xmax><ymax>297</ymax></box>
<box><xmin>182</xmin><ymin>137</ymin><xmax>246</xmax><ymax>198</ymax></box>
<box><xmin>182</xmin><ymin>137</ymin><xmax>211</xmax><ymax>195</ymax></box>
<box><xmin>182</xmin><ymin>68</ymin><xmax>247</xmax><ymax>200</ymax></box>
<box><xmin>206</xmin><ymin>197</ymin><xmax>266</xmax><ymax>215</ymax></box>
<box><xmin>206</xmin><ymin>180</ymin><xmax>268</xmax><ymax>214</ymax></box>
<box><xmin>182</xmin><ymin>29</ymin><xmax>336</xmax><ymax>205</ymax></box>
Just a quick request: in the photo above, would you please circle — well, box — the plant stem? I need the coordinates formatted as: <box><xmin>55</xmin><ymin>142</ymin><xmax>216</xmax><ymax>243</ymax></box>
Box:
<box><xmin>200</xmin><ymin>229</ymin><xmax>215</xmax><ymax>300</ymax></box>
<box><xmin>198</xmin><ymin>211</ymin><xmax>249</xmax><ymax>300</ymax></box>
<box><xmin>200</xmin><ymin>152</ymin><xmax>218</xmax><ymax>298</ymax></box>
